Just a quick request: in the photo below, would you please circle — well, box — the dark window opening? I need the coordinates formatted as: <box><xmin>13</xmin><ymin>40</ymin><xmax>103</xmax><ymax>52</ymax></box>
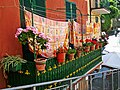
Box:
<box><xmin>95</xmin><ymin>17</ymin><xmax>99</xmax><ymax>23</ymax></box>
<box><xmin>95</xmin><ymin>0</ymin><xmax>98</xmax><ymax>8</ymax></box>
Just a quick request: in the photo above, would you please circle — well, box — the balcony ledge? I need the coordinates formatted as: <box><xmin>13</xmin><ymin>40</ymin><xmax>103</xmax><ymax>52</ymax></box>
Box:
<box><xmin>92</xmin><ymin>8</ymin><xmax>110</xmax><ymax>15</ymax></box>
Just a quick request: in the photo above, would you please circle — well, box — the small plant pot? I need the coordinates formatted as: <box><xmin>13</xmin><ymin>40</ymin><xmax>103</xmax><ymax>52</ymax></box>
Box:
<box><xmin>77</xmin><ymin>50</ymin><xmax>82</xmax><ymax>57</ymax></box>
<box><xmin>57</xmin><ymin>53</ymin><xmax>66</xmax><ymax>63</ymax></box>
<box><xmin>90</xmin><ymin>45</ymin><xmax>95</xmax><ymax>51</ymax></box>
<box><xmin>84</xmin><ymin>46</ymin><xmax>90</xmax><ymax>52</ymax></box>
<box><xmin>68</xmin><ymin>53</ymin><xmax>75</xmax><ymax>60</ymax></box>
<box><xmin>95</xmin><ymin>44</ymin><xmax>99</xmax><ymax>49</ymax></box>
<box><xmin>99</xmin><ymin>43</ymin><xmax>102</xmax><ymax>48</ymax></box>
<box><xmin>34</xmin><ymin>58</ymin><xmax>46</xmax><ymax>71</ymax></box>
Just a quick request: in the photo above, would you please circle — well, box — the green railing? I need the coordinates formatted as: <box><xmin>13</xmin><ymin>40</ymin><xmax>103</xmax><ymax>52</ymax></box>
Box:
<box><xmin>8</xmin><ymin>49</ymin><xmax>102</xmax><ymax>89</ymax></box>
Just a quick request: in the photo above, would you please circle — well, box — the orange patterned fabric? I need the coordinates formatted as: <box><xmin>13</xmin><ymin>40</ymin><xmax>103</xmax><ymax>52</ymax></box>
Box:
<box><xmin>25</xmin><ymin>10</ymin><xmax>69</xmax><ymax>58</ymax></box>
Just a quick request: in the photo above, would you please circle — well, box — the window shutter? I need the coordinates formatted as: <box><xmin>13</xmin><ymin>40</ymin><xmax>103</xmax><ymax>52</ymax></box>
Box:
<box><xmin>66</xmin><ymin>1</ymin><xmax>76</xmax><ymax>21</ymax></box>
<box><xmin>33</xmin><ymin>0</ymin><xmax>46</xmax><ymax>17</ymax></box>
<box><xmin>66</xmin><ymin>1</ymin><xmax>71</xmax><ymax>20</ymax></box>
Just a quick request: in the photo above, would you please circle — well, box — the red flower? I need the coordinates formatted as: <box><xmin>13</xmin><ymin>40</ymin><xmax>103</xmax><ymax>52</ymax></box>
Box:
<box><xmin>76</xmin><ymin>40</ymin><xmax>78</xmax><ymax>43</ymax></box>
<box><xmin>85</xmin><ymin>39</ymin><xmax>92</xmax><ymax>42</ymax></box>
<box><xmin>80</xmin><ymin>39</ymin><xmax>83</xmax><ymax>42</ymax></box>
<box><xmin>92</xmin><ymin>40</ymin><xmax>97</xmax><ymax>44</ymax></box>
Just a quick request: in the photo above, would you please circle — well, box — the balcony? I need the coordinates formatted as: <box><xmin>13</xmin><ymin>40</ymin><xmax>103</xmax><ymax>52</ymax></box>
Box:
<box><xmin>8</xmin><ymin>49</ymin><xmax>102</xmax><ymax>89</ymax></box>
<box><xmin>91</xmin><ymin>0</ymin><xmax>110</xmax><ymax>15</ymax></box>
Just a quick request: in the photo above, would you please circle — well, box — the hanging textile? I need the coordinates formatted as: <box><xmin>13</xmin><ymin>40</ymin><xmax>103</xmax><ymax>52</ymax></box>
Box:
<box><xmin>93</xmin><ymin>23</ymin><xmax>101</xmax><ymax>39</ymax></box>
<box><xmin>73</xmin><ymin>21</ymin><xmax>82</xmax><ymax>47</ymax></box>
<box><xmin>25</xmin><ymin>10</ymin><xmax>68</xmax><ymax>57</ymax></box>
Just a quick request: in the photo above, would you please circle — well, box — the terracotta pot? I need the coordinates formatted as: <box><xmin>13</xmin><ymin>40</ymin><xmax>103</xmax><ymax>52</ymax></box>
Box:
<box><xmin>57</xmin><ymin>53</ymin><xmax>66</xmax><ymax>63</ymax></box>
<box><xmin>77</xmin><ymin>50</ymin><xmax>82</xmax><ymax>57</ymax></box>
<box><xmin>84</xmin><ymin>46</ymin><xmax>90</xmax><ymax>52</ymax></box>
<box><xmin>34</xmin><ymin>58</ymin><xmax>46</xmax><ymax>71</ymax></box>
<box><xmin>95</xmin><ymin>44</ymin><xmax>99</xmax><ymax>49</ymax></box>
<box><xmin>68</xmin><ymin>53</ymin><xmax>75</xmax><ymax>60</ymax></box>
<box><xmin>90</xmin><ymin>45</ymin><xmax>95</xmax><ymax>51</ymax></box>
<box><xmin>99</xmin><ymin>43</ymin><xmax>102</xmax><ymax>48</ymax></box>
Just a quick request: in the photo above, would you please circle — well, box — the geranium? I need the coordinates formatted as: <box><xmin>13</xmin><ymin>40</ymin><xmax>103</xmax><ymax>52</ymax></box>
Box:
<box><xmin>15</xmin><ymin>26</ymin><xmax>51</xmax><ymax>50</ymax></box>
<box><xmin>83</xmin><ymin>39</ymin><xmax>94</xmax><ymax>47</ymax></box>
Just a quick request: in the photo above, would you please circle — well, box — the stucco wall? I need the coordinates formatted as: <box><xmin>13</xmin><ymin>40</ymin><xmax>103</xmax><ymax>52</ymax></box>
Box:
<box><xmin>46</xmin><ymin>0</ymin><xmax>88</xmax><ymax>23</ymax></box>
<box><xmin>46</xmin><ymin>0</ymin><xmax>66</xmax><ymax>21</ymax></box>
<box><xmin>0</xmin><ymin>0</ymin><xmax>22</xmax><ymax>88</ymax></box>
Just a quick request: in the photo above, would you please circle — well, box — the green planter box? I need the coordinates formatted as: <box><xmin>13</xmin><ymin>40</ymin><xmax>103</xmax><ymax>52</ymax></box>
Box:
<box><xmin>8</xmin><ymin>49</ymin><xmax>102</xmax><ymax>89</ymax></box>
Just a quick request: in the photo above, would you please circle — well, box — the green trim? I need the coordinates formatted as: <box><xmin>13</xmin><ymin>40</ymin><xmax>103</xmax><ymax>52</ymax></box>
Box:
<box><xmin>19</xmin><ymin>0</ymin><xmax>26</xmax><ymax>28</ymax></box>
<box><xmin>65</xmin><ymin>1</ymin><xmax>76</xmax><ymax>20</ymax></box>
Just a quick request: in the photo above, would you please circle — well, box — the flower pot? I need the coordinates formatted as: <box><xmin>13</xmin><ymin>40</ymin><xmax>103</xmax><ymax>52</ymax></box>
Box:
<box><xmin>57</xmin><ymin>53</ymin><xmax>66</xmax><ymax>63</ymax></box>
<box><xmin>68</xmin><ymin>53</ymin><xmax>75</xmax><ymax>60</ymax></box>
<box><xmin>77</xmin><ymin>50</ymin><xmax>82</xmax><ymax>57</ymax></box>
<box><xmin>95</xmin><ymin>44</ymin><xmax>99</xmax><ymax>49</ymax></box>
<box><xmin>84</xmin><ymin>46</ymin><xmax>90</xmax><ymax>52</ymax></box>
<box><xmin>99</xmin><ymin>43</ymin><xmax>102</xmax><ymax>48</ymax></box>
<box><xmin>34</xmin><ymin>58</ymin><xmax>46</xmax><ymax>71</ymax></box>
<box><xmin>90</xmin><ymin>45</ymin><xmax>95</xmax><ymax>51</ymax></box>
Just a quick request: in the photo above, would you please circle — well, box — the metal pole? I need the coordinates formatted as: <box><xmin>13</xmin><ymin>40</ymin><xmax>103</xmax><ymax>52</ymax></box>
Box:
<box><xmin>118</xmin><ymin>69</ymin><xmax>120</xmax><ymax>90</ymax></box>
<box><xmin>31</xmin><ymin>1</ymin><xmax>34</xmax><ymax>27</ymax></box>
<box><xmin>69</xmin><ymin>80</ymin><xmax>73</xmax><ymax>90</ymax></box>
<box><xmin>90</xmin><ymin>75</ymin><xmax>92</xmax><ymax>90</ymax></box>
<box><xmin>103</xmin><ymin>73</ymin><xmax>105</xmax><ymax>90</ymax></box>
<box><xmin>31</xmin><ymin>1</ymin><xmax>37</xmax><ymax>59</ymax></box>
<box><xmin>112</xmin><ymin>71</ymin><xmax>114</xmax><ymax>90</ymax></box>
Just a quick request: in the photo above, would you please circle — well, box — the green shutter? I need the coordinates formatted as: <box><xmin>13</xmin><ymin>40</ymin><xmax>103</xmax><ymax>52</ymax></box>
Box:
<box><xmin>66</xmin><ymin>1</ymin><xmax>71</xmax><ymax>20</ymax></box>
<box><xmin>72</xmin><ymin>3</ymin><xmax>76</xmax><ymax>21</ymax></box>
<box><xmin>33</xmin><ymin>0</ymin><xmax>46</xmax><ymax>17</ymax></box>
<box><xmin>66</xmin><ymin>1</ymin><xmax>76</xmax><ymax>20</ymax></box>
<box><xmin>24</xmin><ymin>0</ymin><xmax>31</xmax><ymax>11</ymax></box>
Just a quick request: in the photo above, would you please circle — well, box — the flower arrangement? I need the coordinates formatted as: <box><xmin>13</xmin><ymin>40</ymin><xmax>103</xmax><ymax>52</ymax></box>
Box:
<box><xmin>15</xmin><ymin>26</ymin><xmax>51</xmax><ymax>71</ymax></box>
<box><xmin>57</xmin><ymin>47</ymin><xmax>67</xmax><ymax>53</ymax></box>
<box><xmin>67</xmin><ymin>47</ymin><xmax>76</xmax><ymax>54</ymax></box>
<box><xmin>76</xmin><ymin>46</ymin><xmax>83</xmax><ymax>51</ymax></box>
<box><xmin>15</xmin><ymin>26</ymin><xmax>51</xmax><ymax>51</ymax></box>
<box><xmin>83</xmin><ymin>39</ymin><xmax>93</xmax><ymax>47</ymax></box>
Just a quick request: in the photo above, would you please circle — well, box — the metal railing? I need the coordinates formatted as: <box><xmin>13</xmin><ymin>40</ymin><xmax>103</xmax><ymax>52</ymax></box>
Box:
<box><xmin>2</xmin><ymin>68</ymin><xmax>120</xmax><ymax>90</ymax></box>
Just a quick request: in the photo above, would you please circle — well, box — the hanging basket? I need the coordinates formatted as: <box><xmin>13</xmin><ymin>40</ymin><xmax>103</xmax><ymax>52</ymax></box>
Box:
<box><xmin>57</xmin><ymin>53</ymin><xmax>66</xmax><ymax>63</ymax></box>
<box><xmin>34</xmin><ymin>58</ymin><xmax>46</xmax><ymax>71</ymax></box>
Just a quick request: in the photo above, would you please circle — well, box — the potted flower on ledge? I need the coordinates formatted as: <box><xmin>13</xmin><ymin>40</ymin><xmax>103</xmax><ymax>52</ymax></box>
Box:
<box><xmin>67</xmin><ymin>47</ymin><xmax>76</xmax><ymax>60</ymax></box>
<box><xmin>76</xmin><ymin>46</ymin><xmax>83</xmax><ymax>57</ymax></box>
<box><xmin>56</xmin><ymin>47</ymin><xmax>67</xmax><ymax>63</ymax></box>
<box><xmin>15</xmin><ymin>26</ymin><xmax>51</xmax><ymax>71</ymax></box>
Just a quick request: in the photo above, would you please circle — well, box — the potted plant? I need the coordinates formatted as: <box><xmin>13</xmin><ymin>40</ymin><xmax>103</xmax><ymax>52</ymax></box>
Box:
<box><xmin>90</xmin><ymin>40</ymin><xmax>97</xmax><ymax>51</ymax></box>
<box><xmin>0</xmin><ymin>54</ymin><xmax>27</xmax><ymax>72</ymax></box>
<box><xmin>67</xmin><ymin>47</ymin><xmax>76</xmax><ymax>60</ymax></box>
<box><xmin>56</xmin><ymin>47</ymin><xmax>67</xmax><ymax>63</ymax></box>
<box><xmin>83</xmin><ymin>42</ymin><xmax>92</xmax><ymax>52</ymax></box>
<box><xmin>76</xmin><ymin>46</ymin><xmax>83</xmax><ymax>57</ymax></box>
<box><xmin>15</xmin><ymin>26</ymin><xmax>51</xmax><ymax>71</ymax></box>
